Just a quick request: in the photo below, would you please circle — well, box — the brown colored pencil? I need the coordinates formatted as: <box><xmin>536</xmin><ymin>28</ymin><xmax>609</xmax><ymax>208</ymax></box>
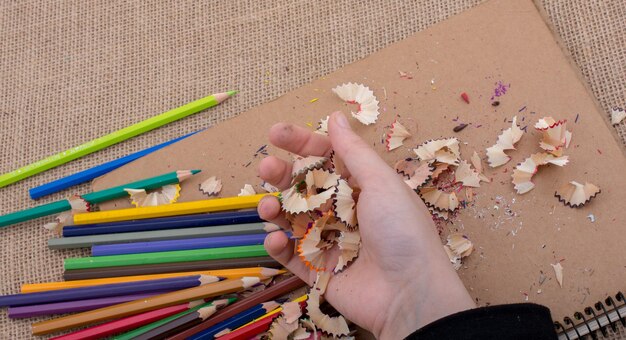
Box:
<box><xmin>31</xmin><ymin>277</ymin><xmax>260</xmax><ymax>336</ymax></box>
<box><xmin>168</xmin><ymin>275</ymin><xmax>306</xmax><ymax>340</ymax></box>
<box><xmin>63</xmin><ymin>257</ymin><xmax>281</xmax><ymax>280</ymax></box>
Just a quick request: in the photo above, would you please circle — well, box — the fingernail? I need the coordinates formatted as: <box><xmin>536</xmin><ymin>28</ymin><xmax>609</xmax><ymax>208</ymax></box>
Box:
<box><xmin>333</xmin><ymin>112</ymin><xmax>349</xmax><ymax>129</ymax></box>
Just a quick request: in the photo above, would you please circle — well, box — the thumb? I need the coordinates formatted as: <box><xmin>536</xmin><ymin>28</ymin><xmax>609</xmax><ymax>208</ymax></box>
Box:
<box><xmin>328</xmin><ymin>111</ymin><xmax>396</xmax><ymax>185</ymax></box>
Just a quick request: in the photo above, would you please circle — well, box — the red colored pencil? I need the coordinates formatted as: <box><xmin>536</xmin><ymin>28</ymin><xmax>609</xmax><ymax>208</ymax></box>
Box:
<box><xmin>217</xmin><ymin>313</ymin><xmax>279</xmax><ymax>340</ymax></box>
<box><xmin>49</xmin><ymin>301</ymin><xmax>206</xmax><ymax>340</ymax></box>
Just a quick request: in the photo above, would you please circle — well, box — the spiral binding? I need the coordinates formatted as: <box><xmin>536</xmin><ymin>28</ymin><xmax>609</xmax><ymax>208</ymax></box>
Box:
<box><xmin>555</xmin><ymin>291</ymin><xmax>626</xmax><ymax>340</ymax></box>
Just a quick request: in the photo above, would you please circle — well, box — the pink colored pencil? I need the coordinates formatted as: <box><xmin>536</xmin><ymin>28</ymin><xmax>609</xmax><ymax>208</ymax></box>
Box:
<box><xmin>50</xmin><ymin>301</ymin><xmax>202</xmax><ymax>340</ymax></box>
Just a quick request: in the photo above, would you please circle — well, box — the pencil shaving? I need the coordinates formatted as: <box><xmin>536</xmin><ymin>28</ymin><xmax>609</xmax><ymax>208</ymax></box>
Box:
<box><xmin>298</xmin><ymin>226</ymin><xmax>327</xmax><ymax>272</ymax></box>
<box><xmin>199</xmin><ymin>176</ymin><xmax>222</xmax><ymax>196</ymax></box>
<box><xmin>286</xmin><ymin>212</ymin><xmax>315</xmax><ymax>238</ymax></box>
<box><xmin>534</xmin><ymin>117</ymin><xmax>571</xmax><ymax>156</ymax></box>
<box><xmin>555</xmin><ymin>181</ymin><xmax>600</xmax><ymax>208</ymax></box>
<box><xmin>444</xmin><ymin>233</ymin><xmax>473</xmax><ymax>270</ymax></box>
<box><xmin>125</xmin><ymin>184</ymin><xmax>180</xmax><ymax>207</ymax></box>
<box><xmin>334</xmin><ymin>179</ymin><xmax>357</xmax><ymax>229</ymax></box>
<box><xmin>332</xmin><ymin>83</ymin><xmax>380</xmax><ymax>125</ymax></box>
<box><xmin>269</xmin><ymin>316</ymin><xmax>300</xmax><ymax>339</ymax></box>
<box><xmin>470</xmin><ymin>151</ymin><xmax>491</xmax><ymax>183</ymax></box>
<box><xmin>315</xmin><ymin>116</ymin><xmax>330</xmax><ymax>135</ymax></box>
<box><xmin>485</xmin><ymin>116</ymin><xmax>524</xmax><ymax>167</ymax></box>
<box><xmin>611</xmin><ymin>107</ymin><xmax>626</xmax><ymax>125</ymax></box>
<box><xmin>386</xmin><ymin>119</ymin><xmax>412</xmax><ymax>151</ymax></box>
<box><xmin>261</xmin><ymin>181</ymin><xmax>280</xmax><ymax>193</ymax></box>
<box><xmin>238</xmin><ymin>184</ymin><xmax>256</xmax><ymax>197</ymax></box>
<box><xmin>428</xmin><ymin>206</ymin><xmax>449</xmax><ymax>220</ymax></box>
<box><xmin>512</xmin><ymin>152</ymin><xmax>569</xmax><ymax>194</ymax></box>
<box><xmin>419</xmin><ymin>187</ymin><xmax>459</xmax><ymax>211</ymax></box>
<box><xmin>413</xmin><ymin>138</ymin><xmax>460</xmax><ymax>165</ymax></box>
<box><xmin>292</xmin><ymin>156</ymin><xmax>328</xmax><ymax>177</ymax></box>
<box><xmin>282</xmin><ymin>301</ymin><xmax>304</xmax><ymax>324</ymax></box>
<box><xmin>551</xmin><ymin>262</ymin><xmax>563</xmax><ymax>287</ymax></box>
<box><xmin>455</xmin><ymin>160</ymin><xmax>481</xmax><ymax>188</ymax></box>
<box><xmin>431</xmin><ymin>162</ymin><xmax>451</xmax><ymax>180</ymax></box>
<box><xmin>334</xmin><ymin>230</ymin><xmax>361</xmax><ymax>273</ymax></box>
<box><xmin>307</xmin><ymin>289</ymin><xmax>350</xmax><ymax>337</ymax></box>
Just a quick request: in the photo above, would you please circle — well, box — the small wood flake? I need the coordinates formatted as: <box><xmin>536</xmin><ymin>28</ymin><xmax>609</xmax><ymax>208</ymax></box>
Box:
<box><xmin>551</xmin><ymin>262</ymin><xmax>563</xmax><ymax>287</ymax></box>
<box><xmin>485</xmin><ymin>116</ymin><xmax>524</xmax><ymax>167</ymax></box>
<box><xmin>199</xmin><ymin>176</ymin><xmax>222</xmax><ymax>196</ymax></box>
<box><xmin>512</xmin><ymin>152</ymin><xmax>569</xmax><ymax>194</ymax></box>
<box><xmin>534</xmin><ymin>117</ymin><xmax>571</xmax><ymax>156</ymax></box>
<box><xmin>455</xmin><ymin>160</ymin><xmax>481</xmax><ymax>188</ymax></box>
<box><xmin>386</xmin><ymin>119</ymin><xmax>412</xmax><ymax>151</ymax></box>
<box><xmin>611</xmin><ymin>107</ymin><xmax>626</xmax><ymax>125</ymax></box>
<box><xmin>238</xmin><ymin>184</ymin><xmax>256</xmax><ymax>197</ymax></box>
<box><xmin>332</xmin><ymin>83</ymin><xmax>380</xmax><ymax>125</ymax></box>
<box><xmin>555</xmin><ymin>181</ymin><xmax>600</xmax><ymax>208</ymax></box>
<box><xmin>413</xmin><ymin>138</ymin><xmax>460</xmax><ymax>165</ymax></box>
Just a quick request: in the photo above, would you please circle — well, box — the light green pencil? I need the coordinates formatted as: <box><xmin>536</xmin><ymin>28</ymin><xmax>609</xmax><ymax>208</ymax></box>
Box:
<box><xmin>0</xmin><ymin>91</ymin><xmax>235</xmax><ymax>188</ymax></box>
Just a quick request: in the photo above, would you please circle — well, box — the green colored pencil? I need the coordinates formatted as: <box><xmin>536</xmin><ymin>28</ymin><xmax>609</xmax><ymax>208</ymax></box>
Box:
<box><xmin>0</xmin><ymin>91</ymin><xmax>235</xmax><ymax>188</ymax></box>
<box><xmin>64</xmin><ymin>245</ymin><xmax>269</xmax><ymax>270</ymax></box>
<box><xmin>112</xmin><ymin>298</ymin><xmax>237</xmax><ymax>340</ymax></box>
<box><xmin>0</xmin><ymin>170</ymin><xmax>199</xmax><ymax>228</ymax></box>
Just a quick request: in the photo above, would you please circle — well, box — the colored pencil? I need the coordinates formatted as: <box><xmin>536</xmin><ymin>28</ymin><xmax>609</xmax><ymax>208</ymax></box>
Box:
<box><xmin>0</xmin><ymin>91</ymin><xmax>235</xmax><ymax>189</ymax></box>
<box><xmin>168</xmin><ymin>275</ymin><xmax>306</xmax><ymax>340</ymax></box>
<box><xmin>0</xmin><ymin>170</ymin><xmax>199</xmax><ymax>228</ymax></box>
<box><xmin>188</xmin><ymin>301</ymin><xmax>279</xmax><ymax>340</ymax></box>
<box><xmin>49</xmin><ymin>223</ymin><xmax>266</xmax><ymax>249</ymax></box>
<box><xmin>8</xmin><ymin>292</ymin><xmax>160</xmax><ymax>318</ymax></box>
<box><xmin>49</xmin><ymin>299</ymin><xmax>232</xmax><ymax>340</ymax></box>
<box><xmin>64</xmin><ymin>245</ymin><xmax>268</xmax><ymax>270</ymax></box>
<box><xmin>112</xmin><ymin>298</ymin><xmax>237</xmax><ymax>340</ymax></box>
<box><xmin>0</xmin><ymin>275</ymin><xmax>216</xmax><ymax>307</ymax></box>
<box><xmin>73</xmin><ymin>193</ymin><xmax>276</xmax><ymax>225</ymax></box>
<box><xmin>29</xmin><ymin>130</ymin><xmax>201</xmax><ymax>199</ymax></box>
<box><xmin>92</xmin><ymin>234</ymin><xmax>266</xmax><ymax>256</ymax></box>
<box><xmin>62</xmin><ymin>210</ymin><xmax>262</xmax><ymax>237</ymax></box>
<box><xmin>23</xmin><ymin>268</ymin><xmax>284</xmax><ymax>293</ymax></box>
<box><xmin>133</xmin><ymin>302</ymin><xmax>231</xmax><ymax>340</ymax></box>
<box><xmin>31</xmin><ymin>277</ymin><xmax>261</xmax><ymax>335</ymax></box>
<box><xmin>229</xmin><ymin>295</ymin><xmax>308</xmax><ymax>332</ymax></box>
<box><xmin>62</xmin><ymin>257</ymin><xmax>281</xmax><ymax>281</ymax></box>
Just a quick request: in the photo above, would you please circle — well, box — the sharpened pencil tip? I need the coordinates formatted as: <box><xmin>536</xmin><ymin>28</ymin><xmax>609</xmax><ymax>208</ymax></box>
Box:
<box><xmin>227</xmin><ymin>90</ymin><xmax>238</xmax><ymax>96</ymax></box>
<box><xmin>191</xmin><ymin>169</ymin><xmax>202</xmax><ymax>175</ymax></box>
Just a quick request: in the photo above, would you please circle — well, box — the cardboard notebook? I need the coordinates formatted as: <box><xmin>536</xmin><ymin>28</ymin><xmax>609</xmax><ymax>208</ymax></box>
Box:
<box><xmin>94</xmin><ymin>0</ymin><xmax>626</xmax><ymax>326</ymax></box>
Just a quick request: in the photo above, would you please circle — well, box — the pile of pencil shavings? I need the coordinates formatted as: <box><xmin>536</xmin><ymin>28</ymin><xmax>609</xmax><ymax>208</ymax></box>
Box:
<box><xmin>396</xmin><ymin>137</ymin><xmax>489</xmax><ymax>221</ymax></box>
<box><xmin>278</xmin><ymin>153</ymin><xmax>360</xmax><ymax>338</ymax></box>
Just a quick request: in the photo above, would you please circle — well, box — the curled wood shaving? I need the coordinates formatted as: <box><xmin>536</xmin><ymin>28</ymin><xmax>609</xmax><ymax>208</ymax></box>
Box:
<box><xmin>314</xmin><ymin>271</ymin><xmax>332</xmax><ymax>295</ymax></box>
<box><xmin>315</xmin><ymin>116</ymin><xmax>330</xmax><ymax>135</ymax></box>
<box><xmin>292</xmin><ymin>326</ymin><xmax>311</xmax><ymax>340</ymax></box>
<box><xmin>306</xmin><ymin>289</ymin><xmax>350</xmax><ymax>337</ymax></box>
<box><xmin>306</xmin><ymin>169</ymin><xmax>341</xmax><ymax>191</ymax></box>
<box><xmin>394</xmin><ymin>158</ymin><xmax>421</xmax><ymax>178</ymax></box>
<box><xmin>534</xmin><ymin>117</ymin><xmax>571</xmax><ymax>156</ymax></box>
<box><xmin>261</xmin><ymin>181</ymin><xmax>280</xmax><ymax>193</ymax></box>
<box><xmin>397</xmin><ymin>160</ymin><xmax>433</xmax><ymax>190</ymax></box>
<box><xmin>611</xmin><ymin>107</ymin><xmax>626</xmax><ymax>125</ymax></box>
<box><xmin>269</xmin><ymin>316</ymin><xmax>300</xmax><ymax>339</ymax></box>
<box><xmin>470</xmin><ymin>151</ymin><xmax>490</xmax><ymax>183</ymax></box>
<box><xmin>333</xmin><ymin>179</ymin><xmax>357</xmax><ymax>229</ymax></box>
<box><xmin>551</xmin><ymin>262</ymin><xmax>564</xmax><ymax>288</ymax></box>
<box><xmin>282</xmin><ymin>184</ymin><xmax>335</xmax><ymax>215</ymax></box>
<box><xmin>282</xmin><ymin>301</ymin><xmax>303</xmax><ymax>324</ymax></box>
<box><xmin>125</xmin><ymin>184</ymin><xmax>180</xmax><ymax>207</ymax></box>
<box><xmin>428</xmin><ymin>206</ymin><xmax>449</xmax><ymax>220</ymax></box>
<box><xmin>444</xmin><ymin>233</ymin><xmax>473</xmax><ymax>270</ymax></box>
<box><xmin>443</xmin><ymin>245</ymin><xmax>462</xmax><ymax>270</ymax></box>
<box><xmin>455</xmin><ymin>160</ymin><xmax>481</xmax><ymax>188</ymax></box>
<box><xmin>485</xmin><ymin>116</ymin><xmax>524</xmax><ymax>167</ymax></box>
<box><xmin>555</xmin><ymin>181</ymin><xmax>600</xmax><ymax>208</ymax></box>
<box><xmin>332</xmin><ymin>83</ymin><xmax>380</xmax><ymax>125</ymax></box>
<box><xmin>298</xmin><ymin>226</ymin><xmax>327</xmax><ymax>272</ymax></box>
<box><xmin>287</xmin><ymin>212</ymin><xmax>315</xmax><ymax>238</ymax></box>
<box><xmin>431</xmin><ymin>162</ymin><xmax>451</xmax><ymax>180</ymax></box>
<box><xmin>334</xmin><ymin>231</ymin><xmax>361</xmax><ymax>273</ymax></box>
<box><xmin>44</xmin><ymin>195</ymin><xmax>90</xmax><ymax>234</ymax></box>
<box><xmin>238</xmin><ymin>184</ymin><xmax>256</xmax><ymax>197</ymax></box>
<box><xmin>413</xmin><ymin>138</ymin><xmax>460</xmax><ymax>165</ymax></box>
<box><xmin>419</xmin><ymin>187</ymin><xmax>459</xmax><ymax>211</ymax></box>
<box><xmin>512</xmin><ymin>152</ymin><xmax>569</xmax><ymax>194</ymax></box>
<box><xmin>329</xmin><ymin>150</ymin><xmax>349</xmax><ymax>179</ymax></box>
<box><xmin>293</xmin><ymin>156</ymin><xmax>328</xmax><ymax>177</ymax></box>
<box><xmin>386</xmin><ymin>119</ymin><xmax>411</xmax><ymax>151</ymax></box>
<box><xmin>199</xmin><ymin>176</ymin><xmax>222</xmax><ymax>196</ymax></box>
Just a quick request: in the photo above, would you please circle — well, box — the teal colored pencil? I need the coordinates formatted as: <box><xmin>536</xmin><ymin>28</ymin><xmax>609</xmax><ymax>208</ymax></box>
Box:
<box><xmin>0</xmin><ymin>91</ymin><xmax>235</xmax><ymax>188</ymax></box>
<box><xmin>112</xmin><ymin>298</ymin><xmax>237</xmax><ymax>340</ymax></box>
<box><xmin>0</xmin><ymin>170</ymin><xmax>199</xmax><ymax>228</ymax></box>
<box><xmin>64</xmin><ymin>245</ymin><xmax>269</xmax><ymax>270</ymax></box>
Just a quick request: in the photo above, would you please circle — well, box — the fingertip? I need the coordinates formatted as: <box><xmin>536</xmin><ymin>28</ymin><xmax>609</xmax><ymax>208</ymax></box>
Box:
<box><xmin>269</xmin><ymin>122</ymin><xmax>293</xmax><ymax>147</ymax></box>
<box><xmin>264</xmin><ymin>231</ymin><xmax>289</xmax><ymax>255</ymax></box>
<box><xmin>257</xmin><ymin>195</ymin><xmax>282</xmax><ymax>221</ymax></box>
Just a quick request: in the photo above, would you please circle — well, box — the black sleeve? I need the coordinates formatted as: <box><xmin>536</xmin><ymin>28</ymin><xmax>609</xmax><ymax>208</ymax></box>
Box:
<box><xmin>405</xmin><ymin>303</ymin><xmax>557</xmax><ymax>340</ymax></box>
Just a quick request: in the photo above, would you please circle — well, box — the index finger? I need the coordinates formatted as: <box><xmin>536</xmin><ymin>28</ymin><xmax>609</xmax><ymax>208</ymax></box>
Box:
<box><xmin>269</xmin><ymin>122</ymin><xmax>332</xmax><ymax>157</ymax></box>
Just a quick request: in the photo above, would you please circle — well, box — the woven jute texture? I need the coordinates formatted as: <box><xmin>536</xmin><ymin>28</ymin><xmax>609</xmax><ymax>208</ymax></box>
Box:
<box><xmin>0</xmin><ymin>1</ymin><xmax>624</xmax><ymax>338</ymax></box>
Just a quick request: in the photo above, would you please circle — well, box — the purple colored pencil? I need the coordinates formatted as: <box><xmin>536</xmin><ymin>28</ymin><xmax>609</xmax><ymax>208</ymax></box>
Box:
<box><xmin>0</xmin><ymin>275</ymin><xmax>209</xmax><ymax>307</ymax></box>
<box><xmin>92</xmin><ymin>234</ymin><xmax>266</xmax><ymax>256</ymax></box>
<box><xmin>7</xmin><ymin>292</ymin><xmax>161</xmax><ymax>318</ymax></box>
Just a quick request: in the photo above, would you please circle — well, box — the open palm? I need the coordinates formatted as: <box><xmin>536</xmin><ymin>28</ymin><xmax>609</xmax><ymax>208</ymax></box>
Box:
<box><xmin>258</xmin><ymin>112</ymin><xmax>475</xmax><ymax>339</ymax></box>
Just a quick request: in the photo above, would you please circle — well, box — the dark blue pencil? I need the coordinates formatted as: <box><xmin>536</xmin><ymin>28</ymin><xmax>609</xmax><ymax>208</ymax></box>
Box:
<box><xmin>92</xmin><ymin>234</ymin><xmax>267</xmax><ymax>256</ymax></box>
<box><xmin>188</xmin><ymin>302</ymin><xmax>279</xmax><ymax>340</ymax></box>
<box><xmin>0</xmin><ymin>275</ymin><xmax>216</xmax><ymax>307</ymax></box>
<box><xmin>29</xmin><ymin>130</ymin><xmax>201</xmax><ymax>199</ymax></box>
<box><xmin>62</xmin><ymin>210</ymin><xmax>262</xmax><ymax>237</ymax></box>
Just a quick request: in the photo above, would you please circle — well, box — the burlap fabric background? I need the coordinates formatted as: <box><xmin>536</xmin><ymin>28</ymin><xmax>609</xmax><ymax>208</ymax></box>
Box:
<box><xmin>0</xmin><ymin>1</ymin><xmax>624</xmax><ymax>338</ymax></box>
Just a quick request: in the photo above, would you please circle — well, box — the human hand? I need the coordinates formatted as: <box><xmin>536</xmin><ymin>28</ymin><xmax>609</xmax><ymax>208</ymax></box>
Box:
<box><xmin>258</xmin><ymin>112</ymin><xmax>475</xmax><ymax>339</ymax></box>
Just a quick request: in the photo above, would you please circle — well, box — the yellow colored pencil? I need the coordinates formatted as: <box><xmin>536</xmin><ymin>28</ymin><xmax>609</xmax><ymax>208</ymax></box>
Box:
<box><xmin>231</xmin><ymin>294</ymin><xmax>308</xmax><ymax>331</ymax></box>
<box><xmin>21</xmin><ymin>267</ymin><xmax>285</xmax><ymax>293</ymax></box>
<box><xmin>73</xmin><ymin>193</ymin><xmax>276</xmax><ymax>225</ymax></box>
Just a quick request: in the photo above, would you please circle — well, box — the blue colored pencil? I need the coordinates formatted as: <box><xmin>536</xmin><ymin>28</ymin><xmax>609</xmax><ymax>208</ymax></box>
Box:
<box><xmin>92</xmin><ymin>234</ymin><xmax>267</xmax><ymax>256</ymax></box>
<box><xmin>0</xmin><ymin>275</ymin><xmax>214</xmax><ymax>307</ymax></box>
<box><xmin>188</xmin><ymin>302</ymin><xmax>279</xmax><ymax>340</ymax></box>
<box><xmin>62</xmin><ymin>210</ymin><xmax>262</xmax><ymax>237</ymax></box>
<box><xmin>29</xmin><ymin>130</ymin><xmax>201</xmax><ymax>199</ymax></box>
